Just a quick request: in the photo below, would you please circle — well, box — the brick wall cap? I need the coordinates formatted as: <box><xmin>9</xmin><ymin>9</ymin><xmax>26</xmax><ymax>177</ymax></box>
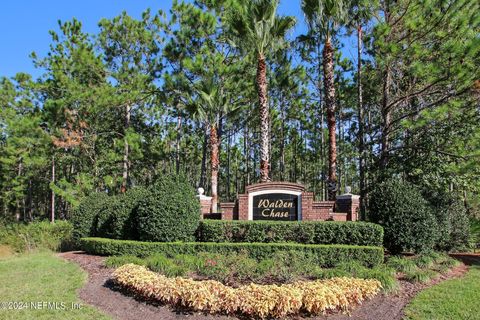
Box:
<box><xmin>312</xmin><ymin>201</ymin><xmax>336</xmax><ymax>206</ymax></box>
<box><xmin>220</xmin><ymin>202</ymin><xmax>235</xmax><ymax>208</ymax></box>
<box><xmin>245</xmin><ymin>182</ymin><xmax>306</xmax><ymax>193</ymax></box>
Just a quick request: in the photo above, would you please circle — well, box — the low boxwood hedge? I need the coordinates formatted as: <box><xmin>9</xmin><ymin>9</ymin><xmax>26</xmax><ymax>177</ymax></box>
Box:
<box><xmin>196</xmin><ymin>220</ymin><xmax>383</xmax><ymax>247</ymax></box>
<box><xmin>81</xmin><ymin>237</ymin><xmax>384</xmax><ymax>267</ymax></box>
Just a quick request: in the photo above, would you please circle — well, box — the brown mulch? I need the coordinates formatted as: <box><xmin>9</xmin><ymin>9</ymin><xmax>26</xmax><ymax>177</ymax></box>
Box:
<box><xmin>59</xmin><ymin>251</ymin><xmax>231</xmax><ymax>320</ymax></box>
<box><xmin>58</xmin><ymin>251</ymin><xmax>471</xmax><ymax>320</ymax></box>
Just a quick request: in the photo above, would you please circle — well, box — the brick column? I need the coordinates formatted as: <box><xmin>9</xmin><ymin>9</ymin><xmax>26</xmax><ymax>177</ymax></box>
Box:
<box><xmin>335</xmin><ymin>194</ymin><xmax>360</xmax><ymax>221</ymax></box>
<box><xmin>220</xmin><ymin>202</ymin><xmax>236</xmax><ymax>220</ymax></box>
<box><xmin>300</xmin><ymin>192</ymin><xmax>314</xmax><ymax>220</ymax></box>
<box><xmin>238</xmin><ymin>194</ymin><xmax>248</xmax><ymax>220</ymax></box>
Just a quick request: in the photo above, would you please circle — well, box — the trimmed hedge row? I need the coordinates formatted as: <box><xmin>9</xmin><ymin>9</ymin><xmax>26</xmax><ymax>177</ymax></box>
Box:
<box><xmin>196</xmin><ymin>220</ymin><xmax>384</xmax><ymax>247</ymax></box>
<box><xmin>81</xmin><ymin>237</ymin><xmax>384</xmax><ymax>267</ymax></box>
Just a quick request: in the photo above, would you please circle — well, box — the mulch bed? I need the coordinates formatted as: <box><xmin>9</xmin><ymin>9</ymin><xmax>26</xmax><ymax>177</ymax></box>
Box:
<box><xmin>58</xmin><ymin>251</ymin><xmax>471</xmax><ymax>320</ymax></box>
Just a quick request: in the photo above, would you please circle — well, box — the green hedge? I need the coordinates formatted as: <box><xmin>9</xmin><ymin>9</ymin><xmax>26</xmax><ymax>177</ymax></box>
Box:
<box><xmin>81</xmin><ymin>237</ymin><xmax>384</xmax><ymax>267</ymax></box>
<box><xmin>0</xmin><ymin>220</ymin><xmax>73</xmax><ymax>253</ymax></box>
<box><xmin>196</xmin><ymin>220</ymin><xmax>383</xmax><ymax>246</ymax></box>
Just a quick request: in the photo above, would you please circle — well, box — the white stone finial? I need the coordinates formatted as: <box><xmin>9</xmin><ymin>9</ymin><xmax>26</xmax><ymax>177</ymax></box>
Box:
<box><xmin>198</xmin><ymin>187</ymin><xmax>205</xmax><ymax>196</ymax></box>
<box><xmin>345</xmin><ymin>186</ymin><xmax>352</xmax><ymax>194</ymax></box>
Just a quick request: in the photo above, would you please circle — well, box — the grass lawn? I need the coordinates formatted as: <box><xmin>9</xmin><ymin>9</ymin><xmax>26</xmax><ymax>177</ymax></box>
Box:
<box><xmin>0</xmin><ymin>251</ymin><xmax>110</xmax><ymax>320</ymax></box>
<box><xmin>404</xmin><ymin>264</ymin><xmax>480</xmax><ymax>320</ymax></box>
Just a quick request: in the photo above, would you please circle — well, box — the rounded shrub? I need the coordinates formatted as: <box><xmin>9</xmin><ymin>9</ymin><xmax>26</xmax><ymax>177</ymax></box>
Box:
<box><xmin>96</xmin><ymin>195</ymin><xmax>120</xmax><ymax>239</ymax></box>
<box><xmin>136</xmin><ymin>174</ymin><xmax>200</xmax><ymax>242</ymax></box>
<box><xmin>431</xmin><ymin>194</ymin><xmax>470</xmax><ymax>251</ymax></box>
<box><xmin>71</xmin><ymin>192</ymin><xmax>110</xmax><ymax>241</ymax></box>
<box><xmin>108</xmin><ymin>187</ymin><xmax>151</xmax><ymax>240</ymax></box>
<box><xmin>369</xmin><ymin>179</ymin><xmax>438</xmax><ymax>254</ymax></box>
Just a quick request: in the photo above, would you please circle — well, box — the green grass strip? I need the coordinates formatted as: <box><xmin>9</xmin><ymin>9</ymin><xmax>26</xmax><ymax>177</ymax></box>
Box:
<box><xmin>404</xmin><ymin>265</ymin><xmax>480</xmax><ymax>320</ymax></box>
<box><xmin>0</xmin><ymin>251</ymin><xmax>110</xmax><ymax>320</ymax></box>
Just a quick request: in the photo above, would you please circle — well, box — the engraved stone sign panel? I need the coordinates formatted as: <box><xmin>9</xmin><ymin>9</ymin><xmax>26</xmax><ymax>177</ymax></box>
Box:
<box><xmin>252</xmin><ymin>193</ymin><xmax>299</xmax><ymax>221</ymax></box>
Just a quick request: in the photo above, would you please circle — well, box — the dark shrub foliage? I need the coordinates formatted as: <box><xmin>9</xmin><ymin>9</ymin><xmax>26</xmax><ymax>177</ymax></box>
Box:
<box><xmin>197</xmin><ymin>220</ymin><xmax>383</xmax><ymax>246</ymax></box>
<box><xmin>72</xmin><ymin>187</ymin><xmax>150</xmax><ymax>241</ymax></box>
<box><xmin>81</xmin><ymin>237</ymin><xmax>384</xmax><ymax>267</ymax></box>
<box><xmin>95</xmin><ymin>195</ymin><xmax>120</xmax><ymax>239</ymax></box>
<box><xmin>71</xmin><ymin>192</ymin><xmax>110</xmax><ymax>241</ymax></box>
<box><xmin>136</xmin><ymin>174</ymin><xmax>200</xmax><ymax>242</ymax></box>
<box><xmin>432</xmin><ymin>194</ymin><xmax>470</xmax><ymax>251</ymax></box>
<box><xmin>369</xmin><ymin>179</ymin><xmax>438</xmax><ymax>254</ymax></box>
<box><xmin>108</xmin><ymin>187</ymin><xmax>150</xmax><ymax>240</ymax></box>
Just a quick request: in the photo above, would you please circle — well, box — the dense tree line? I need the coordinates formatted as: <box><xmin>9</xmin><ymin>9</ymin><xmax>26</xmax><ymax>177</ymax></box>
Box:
<box><xmin>0</xmin><ymin>0</ymin><xmax>479</xmax><ymax>221</ymax></box>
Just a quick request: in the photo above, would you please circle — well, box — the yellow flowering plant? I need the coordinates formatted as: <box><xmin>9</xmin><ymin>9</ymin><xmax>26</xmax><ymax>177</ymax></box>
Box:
<box><xmin>112</xmin><ymin>264</ymin><xmax>382</xmax><ymax>318</ymax></box>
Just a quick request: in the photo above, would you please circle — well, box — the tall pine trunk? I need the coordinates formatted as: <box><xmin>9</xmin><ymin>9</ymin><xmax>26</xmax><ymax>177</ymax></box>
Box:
<box><xmin>256</xmin><ymin>54</ymin><xmax>270</xmax><ymax>183</ymax></box>
<box><xmin>244</xmin><ymin>126</ymin><xmax>251</xmax><ymax>188</ymax></box>
<box><xmin>121</xmin><ymin>104</ymin><xmax>131</xmax><ymax>193</ymax></box>
<box><xmin>226</xmin><ymin>130</ymin><xmax>231</xmax><ymax>200</ymax></box>
<box><xmin>51</xmin><ymin>155</ymin><xmax>55</xmax><ymax>223</ymax></box>
<box><xmin>210</xmin><ymin>123</ymin><xmax>219</xmax><ymax>213</ymax></box>
<box><xmin>357</xmin><ymin>25</ymin><xmax>366</xmax><ymax>219</ymax></box>
<box><xmin>381</xmin><ymin>65</ymin><xmax>392</xmax><ymax>168</ymax></box>
<box><xmin>176</xmin><ymin>114</ymin><xmax>182</xmax><ymax>174</ymax></box>
<box><xmin>280</xmin><ymin>96</ymin><xmax>286</xmax><ymax>180</ymax></box>
<box><xmin>323</xmin><ymin>37</ymin><xmax>337</xmax><ymax>201</ymax></box>
<box><xmin>380</xmin><ymin>3</ymin><xmax>392</xmax><ymax>170</ymax></box>
<box><xmin>199</xmin><ymin>124</ymin><xmax>208</xmax><ymax>188</ymax></box>
<box><xmin>15</xmin><ymin>161</ymin><xmax>22</xmax><ymax>221</ymax></box>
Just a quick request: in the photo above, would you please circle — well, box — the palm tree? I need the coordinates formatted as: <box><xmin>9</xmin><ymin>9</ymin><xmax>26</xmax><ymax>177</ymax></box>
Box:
<box><xmin>189</xmin><ymin>78</ymin><xmax>243</xmax><ymax>213</ymax></box>
<box><xmin>227</xmin><ymin>0</ymin><xmax>295</xmax><ymax>183</ymax></box>
<box><xmin>302</xmin><ymin>0</ymin><xmax>347</xmax><ymax>200</ymax></box>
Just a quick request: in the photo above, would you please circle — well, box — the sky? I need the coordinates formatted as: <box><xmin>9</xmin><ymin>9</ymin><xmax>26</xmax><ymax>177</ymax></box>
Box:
<box><xmin>0</xmin><ymin>0</ymin><xmax>312</xmax><ymax>79</ymax></box>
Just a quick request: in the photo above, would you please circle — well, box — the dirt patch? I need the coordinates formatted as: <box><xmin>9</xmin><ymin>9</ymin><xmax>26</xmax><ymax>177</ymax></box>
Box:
<box><xmin>0</xmin><ymin>245</ymin><xmax>13</xmax><ymax>259</ymax></box>
<box><xmin>58</xmin><ymin>251</ymin><xmax>469</xmax><ymax>320</ymax></box>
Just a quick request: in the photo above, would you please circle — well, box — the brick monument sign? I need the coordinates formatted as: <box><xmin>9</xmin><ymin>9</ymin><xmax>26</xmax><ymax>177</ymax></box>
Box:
<box><xmin>198</xmin><ymin>182</ymin><xmax>359</xmax><ymax>221</ymax></box>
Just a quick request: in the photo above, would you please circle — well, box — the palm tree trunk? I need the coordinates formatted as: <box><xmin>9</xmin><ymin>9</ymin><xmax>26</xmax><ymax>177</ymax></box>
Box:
<box><xmin>323</xmin><ymin>37</ymin><xmax>337</xmax><ymax>201</ymax></box>
<box><xmin>357</xmin><ymin>25</ymin><xmax>366</xmax><ymax>219</ymax></box>
<box><xmin>121</xmin><ymin>104</ymin><xmax>131</xmax><ymax>193</ymax></box>
<box><xmin>338</xmin><ymin>98</ymin><xmax>343</xmax><ymax>193</ymax></box>
<box><xmin>280</xmin><ymin>96</ymin><xmax>286</xmax><ymax>180</ymax></box>
<box><xmin>210</xmin><ymin>123</ymin><xmax>219</xmax><ymax>213</ymax></box>
<box><xmin>317</xmin><ymin>39</ymin><xmax>326</xmax><ymax>201</ymax></box>
<box><xmin>256</xmin><ymin>54</ymin><xmax>270</xmax><ymax>183</ymax></box>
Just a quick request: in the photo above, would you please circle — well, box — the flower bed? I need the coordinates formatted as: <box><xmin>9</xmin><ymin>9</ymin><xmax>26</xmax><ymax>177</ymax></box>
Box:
<box><xmin>112</xmin><ymin>263</ymin><xmax>382</xmax><ymax>318</ymax></box>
